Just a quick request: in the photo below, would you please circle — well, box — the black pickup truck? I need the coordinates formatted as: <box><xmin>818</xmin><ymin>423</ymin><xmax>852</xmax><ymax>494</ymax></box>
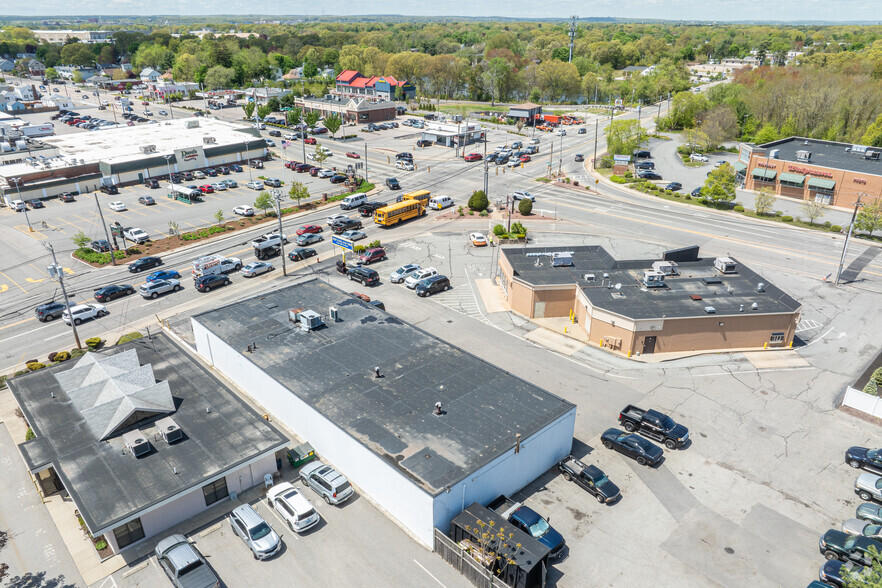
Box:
<box><xmin>618</xmin><ymin>405</ymin><xmax>689</xmax><ymax>449</ymax></box>
<box><xmin>557</xmin><ymin>456</ymin><xmax>620</xmax><ymax>504</ymax></box>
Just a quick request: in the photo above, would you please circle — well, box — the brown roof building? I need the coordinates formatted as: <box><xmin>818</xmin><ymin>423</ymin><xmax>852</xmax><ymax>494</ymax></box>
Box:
<box><xmin>499</xmin><ymin>245</ymin><xmax>802</xmax><ymax>357</ymax></box>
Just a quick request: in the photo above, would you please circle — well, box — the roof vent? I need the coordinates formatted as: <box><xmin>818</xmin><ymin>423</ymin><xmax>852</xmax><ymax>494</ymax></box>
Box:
<box><xmin>690</xmin><ymin>294</ymin><xmax>702</xmax><ymax>301</ymax></box>
<box><xmin>769</xmin><ymin>148</ymin><xmax>780</xmax><ymax>159</ymax></box>
<box><xmin>704</xmin><ymin>306</ymin><xmax>716</xmax><ymax>314</ymax></box>
<box><xmin>123</xmin><ymin>429</ymin><xmax>151</xmax><ymax>457</ymax></box>
<box><xmin>702</xmin><ymin>276</ymin><xmax>722</xmax><ymax>285</ymax></box>
<box><xmin>550</xmin><ymin>251</ymin><xmax>573</xmax><ymax>267</ymax></box>
<box><xmin>139</xmin><ymin>144</ymin><xmax>156</xmax><ymax>154</ymax></box>
<box><xmin>582</xmin><ymin>273</ymin><xmax>595</xmax><ymax>282</ymax></box>
<box><xmin>755</xmin><ymin>282</ymin><xmax>765</xmax><ymax>293</ymax></box>
<box><xmin>156</xmin><ymin>416</ymin><xmax>183</xmax><ymax>444</ymax></box>
<box><xmin>751</xmin><ymin>302</ymin><xmax>759</xmax><ymax>311</ymax></box>
<box><xmin>203</xmin><ymin>136</ymin><xmax>216</xmax><ymax>144</ymax></box>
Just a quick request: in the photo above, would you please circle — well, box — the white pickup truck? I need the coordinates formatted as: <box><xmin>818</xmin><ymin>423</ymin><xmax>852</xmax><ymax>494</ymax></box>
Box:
<box><xmin>122</xmin><ymin>227</ymin><xmax>150</xmax><ymax>244</ymax></box>
<box><xmin>192</xmin><ymin>254</ymin><xmax>242</xmax><ymax>278</ymax></box>
<box><xmin>250</xmin><ymin>232</ymin><xmax>288</xmax><ymax>250</ymax></box>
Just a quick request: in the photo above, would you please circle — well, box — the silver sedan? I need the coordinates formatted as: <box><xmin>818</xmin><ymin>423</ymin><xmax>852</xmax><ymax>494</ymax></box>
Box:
<box><xmin>240</xmin><ymin>262</ymin><xmax>274</xmax><ymax>277</ymax></box>
<box><xmin>842</xmin><ymin>518</ymin><xmax>882</xmax><ymax>540</ymax></box>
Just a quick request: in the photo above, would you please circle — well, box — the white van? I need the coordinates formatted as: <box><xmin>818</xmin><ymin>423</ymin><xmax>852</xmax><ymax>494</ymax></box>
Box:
<box><xmin>340</xmin><ymin>193</ymin><xmax>367</xmax><ymax>210</ymax></box>
<box><xmin>428</xmin><ymin>195</ymin><xmax>454</xmax><ymax>211</ymax></box>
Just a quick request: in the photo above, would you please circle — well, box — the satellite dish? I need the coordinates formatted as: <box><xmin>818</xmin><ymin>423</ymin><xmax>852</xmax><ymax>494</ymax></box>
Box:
<box><xmin>615</xmin><ymin>283</ymin><xmax>621</xmax><ymax>290</ymax></box>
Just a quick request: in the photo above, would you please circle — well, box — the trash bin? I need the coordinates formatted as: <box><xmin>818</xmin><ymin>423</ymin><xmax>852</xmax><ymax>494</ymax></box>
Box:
<box><xmin>286</xmin><ymin>443</ymin><xmax>316</xmax><ymax>468</ymax></box>
<box><xmin>322</xmin><ymin>193</ymin><xmax>328</xmax><ymax>202</ymax></box>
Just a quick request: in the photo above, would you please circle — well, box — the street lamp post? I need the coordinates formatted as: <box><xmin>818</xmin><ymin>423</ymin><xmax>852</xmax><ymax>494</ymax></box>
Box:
<box><xmin>272</xmin><ymin>189</ymin><xmax>287</xmax><ymax>276</ymax></box>
<box><xmin>44</xmin><ymin>242</ymin><xmax>81</xmax><ymax>349</ymax></box>
<box><xmin>835</xmin><ymin>194</ymin><xmax>865</xmax><ymax>285</ymax></box>
<box><xmin>93</xmin><ymin>192</ymin><xmax>117</xmax><ymax>266</ymax></box>
<box><xmin>10</xmin><ymin>178</ymin><xmax>33</xmax><ymax>231</ymax></box>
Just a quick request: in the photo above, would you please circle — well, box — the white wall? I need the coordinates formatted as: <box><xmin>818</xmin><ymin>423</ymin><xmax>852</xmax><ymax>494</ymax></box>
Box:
<box><xmin>193</xmin><ymin>321</ymin><xmax>437</xmax><ymax>546</ymax></box>
<box><xmin>432</xmin><ymin>408</ymin><xmax>576</xmax><ymax>534</ymax></box>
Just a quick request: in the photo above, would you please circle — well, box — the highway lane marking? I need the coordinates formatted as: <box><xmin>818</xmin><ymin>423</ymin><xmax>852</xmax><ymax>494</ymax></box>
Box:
<box><xmin>0</xmin><ymin>270</ymin><xmax>28</xmax><ymax>294</ymax></box>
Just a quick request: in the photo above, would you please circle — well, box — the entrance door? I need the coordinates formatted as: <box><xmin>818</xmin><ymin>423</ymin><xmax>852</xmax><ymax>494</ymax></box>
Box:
<box><xmin>642</xmin><ymin>336</ymin><xmax>657</xmax><ymax>354</ymax></box>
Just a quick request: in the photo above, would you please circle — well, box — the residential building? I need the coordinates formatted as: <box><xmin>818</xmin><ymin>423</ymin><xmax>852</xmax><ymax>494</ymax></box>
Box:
<box><xmin>498</xmin><ymin>245</ymin><xmax>801</xmax><ymax>356</ymax></box>
<box><xmin>191</xmin><ymin>279</ymin><xmax>576</xmax><ymax>548</ymax></box>
<box><xmin>0</xmin><ymin>59</ymin><xmax>14</xmax><ymax>72</ymax></box>
<box><xmin>741</xmin><ymin>137</ymin><xmax>882</xmax><ymax>210</ymax></box>
<box><xmin>243</xmin><ymin>86</ymin><xmax>291</xmax><ymax>105</ymax></box>
<box><xmin>41</xmin><ymin>93</ymin><xmax>75</xmax><ymax>109</ymax></box>
<box><xmin>8</xmin><ymin>335</ymin><xmax>288</xmax><ymax>554</ymax></box>
<box><xmin>139</xmin><ymin>67</ymin><xmax>161</xmax><ymax>82</ymax></box>
<box><xmin>334</xmin><ymin>70</ymin><xmax>415</xmax><ymax>101</ymax></box>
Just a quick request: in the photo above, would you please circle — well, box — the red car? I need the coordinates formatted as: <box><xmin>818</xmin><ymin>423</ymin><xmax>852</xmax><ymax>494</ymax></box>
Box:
<box><xmin>304</xmin><ymin>137</ymin><xmax>317</xmax><ymax>145</ymax></box>
<box><xmin>519</xmin><ymin>155</ymin><xmax>531</xmax><ymax>163</ymax></box>
<box><xmin>141</xmin><ymin>101</ymin><xmax>149</xmax><ymax>105</ymax></box>
<box><xmin>199</xmin><ymin>185</ymin><xmax>214</xmax><ymax>193</ymax></box>
<box><xmin>464</xmin><ymin>153</ymin><xmax>482</xmax><ymax>162</ymax></box>
<box><xmin>346</xmin><ymin>152</ymin><xmax>360</xmax><ymax>159</ymax></box>
<box><xmin>284</xmin><ymin>161</ymin><xmax>297</xmax><ymax>169</ymax></box>
<box><xmin>296</xmin><ymin>224</ymin><xmax>323</xmax><ymax>236</ymax></box>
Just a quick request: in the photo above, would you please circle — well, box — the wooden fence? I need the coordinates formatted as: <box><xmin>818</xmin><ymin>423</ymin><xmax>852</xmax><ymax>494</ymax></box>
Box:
<box><xmin>433</xmin><ymin>528</ymin><xmax>508</xmax><ymax>588</ymax></box>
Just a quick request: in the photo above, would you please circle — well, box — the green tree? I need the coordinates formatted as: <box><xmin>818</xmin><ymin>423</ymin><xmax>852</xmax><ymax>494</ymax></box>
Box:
<box><xmin>753</xmin><ymin>123</ymin><xmax>780</xmax><ymax>145</ymax></box>
<box><xmin>257</xmin><ymin>104</ymin><xmax>272</xmax><ymax>120</ymax></box>
<box><xmin>288</xmin><ymin>180</ymin><xmax>309</xmax><ymax>207</ymax></box>
<box><xmin>842</xmin><ymin>545</ymin><xmax>882</xmax><ymax>587</ymax></box>
<box><xmin>702</xmin><ymin>163</ymin><xmax>737</xmax><ymax>203</ymax></box>
<box><xmin>243</xmin><ymin>101</ymin><xmax>255</xmax><ymax>119</ymax></box>
<box><xmin>518</xmin><ymin>197</ymin><xmax>533</xmax><ymax>215</ymax></box>
<box><xmin>861</xmin><ymin>113</ymin><xmax>882</xmax><ymax>147</ymax></box>
<box><xmin>323</xmin><ymin>113</ymin><xmax>342</xmax><ymax>138</ymax></box>
<box><xmin>286</xmin><ymin>107</ymin><xmax>301</xmax><ymax>127</ymax></box>
<box><xmin>44</xmin><ymin>67</ymin><xmax>58</xmax><ymax>80</ymax></box>
<box><xmin>72</xmin><ymin>230</ymin><xmax>90</xmax><ymax>249</ymax></box>
<box><xmin>606</xmin><ymin>119</ymin><xmax>647</xmax><ymax>156</ymax></box>
<box><xmin>468</xmin><ymin>190</ymin><xmax>489</xmax><ymax>212</ymax></box>
<box><xmin>668</xmin><ymin>91</ymin><xmax>710</xmax><ymax>129</ymax></box>
<box><xmin>754</xmin><ymin>187</ymin><xmax>776</xmax><ymax>216</ymax></box>
<box><xmin>72</xmin><ymin>71</ymin><xmax>84</xmax><ymax>84</ymax></box>
<box><xmin>203</xmin><ymin>65</ymin><xmax>235</xmax><ymax>90</ymax></box>
<box><xmin>303</xmin><ymin>62</ymin><xmax>319</xmax><ymax>78</ymax></box>
<box><xmin>60</xmin><ymin>43</ymin><xmax>95</xmax><ymax>67</ymax></box>
<box><xmin>305</xmin><ymin>110</ymin><xmax>321</xmax><ymax>129</ymax></box>
<box><xmin>482</xmin><ymin>57</ymin><xmax>514</xmax><ymax>105</ymax></box>
<box><xmin>253</xmin><ymin>191</ymin><xmax>274</xmax><ymax>215</ymax></box>
<box><xmin>856</xmin><ymin>198</ymin><xmax>882</xmax><ymax>237</ymax></box>
<box><xmin>214</xmin><ymin>209</ymin><xmax>225</xmax><ymax>226</ymax></box>
<box><xmin>312</xmin><ymin>144</ymin><xmax>329</xmax><ymax>166</ymax></box>
<box><xmin>801</xmin><ymin>199</ymin><xmax>827</xmax><ymax>225</ymax></box>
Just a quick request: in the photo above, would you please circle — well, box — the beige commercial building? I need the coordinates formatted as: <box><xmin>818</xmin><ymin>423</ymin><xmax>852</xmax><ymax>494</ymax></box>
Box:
<box><xmin>499</xmin><ymin>245</ymin><xmax>801</xmax><ymax>356</ymax></box>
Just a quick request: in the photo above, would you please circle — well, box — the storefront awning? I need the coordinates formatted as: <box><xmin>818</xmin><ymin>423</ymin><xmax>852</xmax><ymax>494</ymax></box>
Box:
<box><xmin>732</xmin><ymin>161</ymin><xmax>747</xmax><ymax>173</ymax></box>
<box><xmin>807</xmin><ymin>177</ymin><xmax>836</xmax><ymax>190</ymax></box>
<box><xmin>778</xmin><ymin>172</ymin><xmax>805</xmax><ymax>185</ymax></box>
<box><xmin>751</xmin><ymin>168</ymin><xmax>777</xmax><ymax>180</ymax></box>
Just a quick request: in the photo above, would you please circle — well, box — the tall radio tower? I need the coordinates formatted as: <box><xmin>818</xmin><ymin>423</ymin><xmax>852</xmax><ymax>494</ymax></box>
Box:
<box><xmin>568</xmin><ymin>16</ymin><xmax>578</xmax><ymax>62</ymax></box>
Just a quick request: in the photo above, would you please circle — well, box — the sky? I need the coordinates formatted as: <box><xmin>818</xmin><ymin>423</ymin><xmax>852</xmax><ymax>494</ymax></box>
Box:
<box><xmin>12</xmin><ymin>0</ymin><xmax>881</xmax><ymax>22</ymax></box>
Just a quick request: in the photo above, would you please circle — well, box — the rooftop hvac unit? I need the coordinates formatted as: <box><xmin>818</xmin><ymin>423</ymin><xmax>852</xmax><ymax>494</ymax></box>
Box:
<box><xmin>769</xmin><ymin>148</ymin><xmax>780</xmax><ymax>159</ymax></box>
<box><xmin>795</xmin><ymin>150</ymin><xmax>811</xmax><ymax>162</ymax></box>
<box><xmin>0</xmin><ymin>142</ymin><xmax>11</xmax><ymax>152</ymax></box>
<box><xmin>203</xmin><ymin>136</ymin><xmax>216</xmax><ymax>144</ymax></box>
<box><xmin>714</xmin><ymin>257</ymin><xmax>737</xmax><ymax>274</ymax></box>
<box><xmin>289</xmin><ymin>309</ymin><xmax>324</xmax><ymax>331</ymax></box>
<box><xmin>642</xmin><ymin>270</ymin><xmax>666</xmax><ymax>288</ymax></box>
<box><xmin>185</xmin><ymin>119</ymin><xmax>200</xmax><ymax>129</ymax></box>
<box><xmin>652</xmin><ymin>261</ymin><xmax>678</xmax><ymax>275</ymax></box>
<box><xmin>139</xmin><ymin>144</ymin><xmax>156</xmax><ymax>154</ymax></box>
<box><xmin>866</xmin><ymin>151</ymin><xmax>880</xmax><ymax>161</ymax></box>
<box><xmin>122</xmin><ymin>429</ymin><xmax>151</xmax><ymax>457</ymax></box>
<box><xmin>704</xmin><ymin>306</ymin><xmax>717</xmax><ymax>314</ymax></box>
<box><xmin>156</xmin><ymin>416</ymin><xmax>183</xmax><ymax>444</ymax></box>
<box><xmin>14</xmin><ymin>140</ymin><xmax>26</xmax><ymax>150</ymax></box>
<box><xmin>550</xmin><ymin>251</ymin><xmax>574</xmax><ymax>267</ymax></box>
<box><xmin>329</xmin><ymin>307</ymin><xmax>339</xmax><ymax>322</ymax></box>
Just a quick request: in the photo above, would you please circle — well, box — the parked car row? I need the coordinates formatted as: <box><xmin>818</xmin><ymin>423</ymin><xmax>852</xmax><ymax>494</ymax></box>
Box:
<box><xmin>387</xmin><ymin>263</ymin><xmax>451</xmax><ymax>297</ymax></box>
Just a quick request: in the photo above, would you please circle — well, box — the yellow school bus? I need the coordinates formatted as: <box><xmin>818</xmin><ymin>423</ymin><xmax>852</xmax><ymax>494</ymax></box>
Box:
<box><xmin>374</xmin><ymin>199</ymin><xmax>426</xmax><ymax>226</ymax></box>
<box><xmin>402</xmin><ymin>189</ymin><xmax>431</xmax><ymax>205</ymax></box>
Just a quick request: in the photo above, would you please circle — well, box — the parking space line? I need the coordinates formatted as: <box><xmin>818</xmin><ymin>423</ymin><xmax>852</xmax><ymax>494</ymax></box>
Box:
<box><xmin>14</xmin><ymin>225</ymin><xmax>48</xmax><ymax>240</ymax></box>
<box><xmin>59</xmin><ymin>218</ymin><xmax>89</xmax><ymax>232</ymax></box>
<box><xmin>73</xmin><ymin>213</ymin><xmax>99</xmax><ymax>227</ymax></box>
<box><xmin>414</xmin><ymin>559</ymin><xmax>446</xmax><ymax>587</ymax></box>
<box><xmin>0</xmin><ymin>270</ymin><xmax>28</xmax><ymax>294</ymax></box>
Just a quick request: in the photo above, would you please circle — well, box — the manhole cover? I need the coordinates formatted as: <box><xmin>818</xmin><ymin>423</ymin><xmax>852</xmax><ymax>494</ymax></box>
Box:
<box><xmin>724</xmin><ymin>547</ymin><xmax>735</xmax><ymax>554</ymax></box>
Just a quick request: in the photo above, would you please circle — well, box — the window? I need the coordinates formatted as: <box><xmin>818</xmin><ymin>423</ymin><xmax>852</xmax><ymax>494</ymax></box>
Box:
<box><xmin>814</xmin><ymin>194</ymin><xmax>831</xmax><ymax>205</ymax></box>
<box><xmin>113</xmin><ymin>517</ymin><xmax>145</xmax><ymax>549</ymax></box>
<box><xmin>202</xmin><ymin>477</ymin><xmax>229</xmax><ymax>506</ymax></box>
<box><xmin>770</xmin><ymin>332</ymin><xmax>785</xmax><ymax>343</ymax></box>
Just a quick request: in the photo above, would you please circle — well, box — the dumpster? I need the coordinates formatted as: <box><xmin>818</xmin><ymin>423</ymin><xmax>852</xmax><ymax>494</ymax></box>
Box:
<box><xmin>287</xmin><ymin>443</ymin><xmax>316</xmax><ymax>468</ymax></box>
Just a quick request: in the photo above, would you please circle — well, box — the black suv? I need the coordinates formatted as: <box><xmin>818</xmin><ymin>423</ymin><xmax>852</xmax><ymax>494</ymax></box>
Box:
<box><xmin>100</xmin><ymin>185</ymin><xmax>119</xmax><ymax>195</ymax></box>
<box><xmin>385</xmin><ymin>177</ymin><xmax>400</xmax><ymax>190</ymax></box>
<box><xmin>35</xmin><ymin>301</ymin><xmax>69</xmax><ymax>322</ymax></box>
<box><xmin>332</xmin><ymin>218</ymin><xmax>363</xmax><ymax>233</ymax></box>
<box><xmin>195</xmin><ymin>273</ymin><xmax>231</xmax><ymax>292</ymax></box>
<box><xmin>144</xmin><ymin>178</ymin><xmax>160</xmax><ymax>189</ymax></box>
<box><xmin>395</xmin><ymin>152</ymin><xmax>413</xmax><ymax>161</ymax></box>
<box><xmin>347</xmin><ymin>266</ymin><xmax>379</xmax><ymax>286</ymax></box>
<box><xmin>415</xmin><ymin>275</ymin><xmax>450</xmax><ymax>297</ymax></box>
<box><xmin>128</xmin><ymin>256</ymin><xmax>162</xmax><ymax>273</ymax></box>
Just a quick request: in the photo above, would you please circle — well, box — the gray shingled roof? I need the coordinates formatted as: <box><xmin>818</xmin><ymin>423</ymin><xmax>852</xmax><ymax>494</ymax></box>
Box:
<box><xmin>55</xmin><ymin>349</ymin><xmax>174</xmax><ymax>440</ymax></box>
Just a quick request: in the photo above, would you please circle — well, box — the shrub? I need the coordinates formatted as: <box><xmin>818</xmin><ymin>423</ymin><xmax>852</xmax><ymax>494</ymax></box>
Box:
<box><xmin>492</xmin><ymin>224</ymin><xmax>506</xmax><ymax>236</ymax></box>
<box><xmin>0</xmin><ymin>375</ymin><xmax>6</xmax><ymax>389</ymax></box>
<box><xmin>685</xmin><ymin>194</ymin><xmax>692</xmax><ymax>200</ymax></box>
<box><xmin>623</xmin><ymin>171</ymin><xmax>633</xmax><ymax>179</ymax></box>
<box><xmin>775</xmin><ymin>210</ymin><xmax>783</xmax><ymax>217</ymax></box>
<box><xmin>115</xmin><ymin>332</ymin><xmax>143</xmax><ymax>345</ymax></box>
<box><xmin>25</xmin><ymin>427</ymin><xmax>35</xmax><ymax>441</ymax></box>
<box><xmin>353</xmin><ymin>244</ymin><xmax>366</xmax><ymax>253</ymax></box>
<box><xmin>610</xmin><ymin>175</ymin><xmax>628</xmax><ymax>184</ymax></box>
<box><xmin>781</xmin><ymin>215</ymin><xmax>793</xmax><ymax>222</ymax></box>
<box><xmin>368</xmin><ymin>240</ymin><xmax>382</xmax><ymax>248</ymax></box>
<box><xmin>467</xmin><ymin>190</ymin><xmax>489</xmax><ymax>211</ymax></box>
<box><xmin>479</xmin><ymin>210</ymin><xmax>489</xmax><ymax>217</ymax></box>
<box><xmin>510</xmin><ymin>222</ymin><xmax>527</xmax><ymax>235</ymax></box>
<box><xmin>734</xmin><ymin>205</ymin><xmax>744</xmax><ymax>212</ymax></box>
<box><xmin>831</xmin><ymin>225</ymin><xmax>842</xmax><ymax>232</ymax></box>
<box><xmin>70</xmin><ymin>348</ymin><xmax>87</xmax><ymax>359</ymax></box>
<box><xmin>864</xmin><ymin>369</ymin><xmax>881</xmax><ymax>396</ymax></box>
<box><xmin>54</xmin><ymin>351</ymin><xmax>70</xmax><ymax>362</ymax></box>
<box><xmin>95</xmin><ymin>539</ymin><xmax>108</xmax><ymax>551</ymax></box>
<box><xmin>468</xmin><ymin>210</ymin><xmax>475</xmax><ymax>215</ymax></box>
<box><xmin>85</xmin><ymin>337</ymin><xmax>103</xmax><ymax>349</ymax></box>
<box><xmin>518</xmin><ymin>198</ymin><xmax>533</xmax><ymax>215</ymax></box>
<box><xmin>823</xmin><ymin>221</ymin><xmax>831</xmax><ymax>228</ymax></box>
<box><xmin>48</xmin><ymin>352</ymin><xmax>58</xmax><ymax>363</ymax></box>
<box><xmin>26</xmin><ymin>362</ymin><xmax>46</xmax><ymax>371</ymax></box>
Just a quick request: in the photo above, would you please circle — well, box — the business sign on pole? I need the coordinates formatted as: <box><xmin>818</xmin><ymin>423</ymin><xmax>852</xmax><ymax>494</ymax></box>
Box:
<box><xmin>331</xmin><ymin>235</ymin><xmax>353</xmax><ymax>251</ymax></box>
<box><xmin>614</xmin><ymin>99</ymin><xmax>624</xmax><ymax>108</ymax></box>
<box><xmin>613</xmin><ymin>154</ymin><xmax>631</xmax><ymax>164</ymax></box>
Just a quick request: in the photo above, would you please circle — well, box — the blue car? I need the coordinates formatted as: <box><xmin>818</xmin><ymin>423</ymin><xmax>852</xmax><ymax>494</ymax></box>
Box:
<box><xmin>146</xmin><ymin>270</ymin><xmax>181</xmax><ymax>282</ymax></box>
<box><xmin>819</xmin><ymin>559</ymin><xmax>865</xmax><ymax>587</ymax></box>
<box><xmin>509</xmin><ymin>505</ymin><xmax>565</xmax><ymax>558</ymax></box>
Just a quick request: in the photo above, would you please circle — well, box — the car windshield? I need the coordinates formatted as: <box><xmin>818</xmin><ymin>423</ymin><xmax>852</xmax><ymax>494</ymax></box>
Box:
<box><xmin>845</xmin><ymin>536</ymin><xmax>857</xmax><ymax>550</ymax></box>
<box><xmin>177</xmin><ymin>560</ymin><xmax>204</xmax><ymax>576</ymax></box>
<box><xmin>868</xmin><ymin>449</ymin><xmax>881</xmax><ymax>460</ymax></box>
<box><xmin>249</xmin><ymin>522</ymin><xmax>272</xmax><ymax>540</ymax></box>
<box><xmin>528</xmin><ymin>517</ymin><xmax>550</xmax><ymax>538</ymax></box>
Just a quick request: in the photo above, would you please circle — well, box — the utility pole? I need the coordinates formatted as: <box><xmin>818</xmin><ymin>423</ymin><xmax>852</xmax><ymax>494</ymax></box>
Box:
<box><xmin>364</xmin><ymin>142</ymin><xmax>368</xmax><ymax>182</ymax></box>
<box><xmin>568</xmin><ymin>16</ymin><xmax>578</xmax><ymax>63</ymax></box>
<box><xmin>272</xmin><ymin>189</ymin><xmax>287</xmax><ymax>276</ymax></box>
<box><xmin>548</xmin><ymin>141</ymin><xmax>554</xmax><ymax>178</ymax></box>
<box><xmin>93</xmin><ymin>192</ymin><xmax>116</xmax><ymax>265</ymax></box>
<box><xmin>593</xmin><ymin>117</ymin><xmax>599</xmax><ymax>169</ymax></box>
<box><xmin>558</xmin><ymin>132</ymin><xmax>563</xmax><ymax>174</ymax></box>
<box><xmin>44</xmin><ymin>242</ymin><xmax>81</xmax><ymax>349</ymax></box>
<box><xmin>483</xmin><ymin>130</ymin><xmax>489</xmax><ymax>200</ymax></box>
<box><xmin>835</xmin><ymin>195</ymin><xmax>864</xmax><ymax>285</ymax></box>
